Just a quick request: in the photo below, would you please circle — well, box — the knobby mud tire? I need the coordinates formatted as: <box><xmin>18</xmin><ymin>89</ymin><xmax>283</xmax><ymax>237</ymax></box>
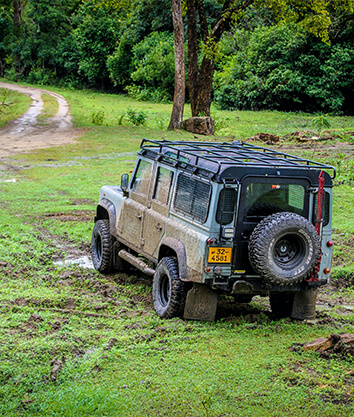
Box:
<box><xmin>153</xmin><ymin>257</ymin><xmax>186</xmax><ymax>319</ymax></box>
<box><xmin>91</xmin><ymin>219</ymin><xmax>114</xmax><ymax>273</ymax></box>
<box><xmin>248</xmin><ymin>212</ymin><xmax>321</xmax><ymax>286</ymax></box>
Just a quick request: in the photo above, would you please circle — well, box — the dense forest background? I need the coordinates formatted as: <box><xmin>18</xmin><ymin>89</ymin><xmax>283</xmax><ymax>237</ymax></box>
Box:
<box><xmin>1</xmin><ymin>0</ymin><xmax>354</xmax><ymax>114</ymax></box>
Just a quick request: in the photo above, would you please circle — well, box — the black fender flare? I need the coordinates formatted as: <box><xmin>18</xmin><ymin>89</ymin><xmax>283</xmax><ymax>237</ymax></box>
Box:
<box><xmin>158</xmin><ymin>237</ymin><xmax>188</xmax><ymax>281</ymax></box>
<box><xmin>95</xmin><ymin>198</ymin><xmax>116</xmax><ymax>236</ymax></box>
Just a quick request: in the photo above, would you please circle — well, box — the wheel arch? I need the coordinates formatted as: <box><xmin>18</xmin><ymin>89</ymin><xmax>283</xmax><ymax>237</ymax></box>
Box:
<box><xmin>158</xmin><ymin>237</ymin><xmax>188</xmax><ymax>281</ymax></box>
<box><xmin>95</xmin><ymin>198</ymin><xmax>116</xmax><ymax>235</ymax></box>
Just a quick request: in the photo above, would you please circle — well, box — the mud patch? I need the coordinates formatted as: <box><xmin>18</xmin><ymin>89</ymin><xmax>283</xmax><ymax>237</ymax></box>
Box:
<box><xmin>69</xmin><ymin>199</ymin><xmax>95</xmax><ymax>206</ymax></box>
<box><xmin>42</xmin><ymin>210</ymin><xmax>92</xmax><ymax>222</ymax></box>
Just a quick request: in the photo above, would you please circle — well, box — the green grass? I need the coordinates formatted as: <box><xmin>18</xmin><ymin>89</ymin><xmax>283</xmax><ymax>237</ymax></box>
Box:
<box><xmin>0</xmin><ymin>81</ymin><xmax>353</xmax><ymax>416</ymax></box>
<box><xmin>0</xmin><ymin>87</ymin><xmax>31</xmax><ymax>128</ymax></box>
<box><xmin>42</xmin><ymin>87</ymin><xmax>354</xmax><ymax>140</ymax></box>
<box><xmin>37</xmin><ymin>93</ymin><xmax>59</xmax><ymax>124</ymax></box>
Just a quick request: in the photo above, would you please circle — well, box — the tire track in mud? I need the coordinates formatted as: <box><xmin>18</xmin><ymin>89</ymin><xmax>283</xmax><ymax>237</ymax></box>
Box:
<box><xmin>0</xmin><ymin>82</ymin><xmax>81</xmax><ymax>157</ymax></box>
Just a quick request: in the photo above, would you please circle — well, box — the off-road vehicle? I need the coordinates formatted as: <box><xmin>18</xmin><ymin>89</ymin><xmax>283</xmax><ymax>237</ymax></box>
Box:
<box><xmin>91</xmin><ymin>139</ymin><xmax>335</xmax><ymax>321</ymax></box>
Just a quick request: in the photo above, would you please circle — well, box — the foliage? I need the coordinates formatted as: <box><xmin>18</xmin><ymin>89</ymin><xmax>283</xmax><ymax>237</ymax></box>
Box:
<box><xmin>0</xmin><ymin>1</ymin><xmax>354</xmax><ymax>115</ymax></box>
<box><xmin>107</xmin><ymin>0</ymin><xmax>174</xmax><ymax>91</ymax></box>
<box><xmin>73</xmin><ymin>2</ymin><xmax>120</xmax><ymax>88</ymax></box>
<box><xmin>214</xmin><ymin>23</ymin><xmax>354</xmax><ymax>113</ymax></box>
<box><xmin>91</xmin><ymin>109</ymin><xmax>106</xmax><ymax>125</ymax></box>
<box><xmin>126</xmin><ymin>107</ymin><xmax>147</xmax><ymax>125</ymax></box>
<box><xmin>128</xmin><ymin>32</ymin><xmax>175</xmax><ymax>102</ymax></box>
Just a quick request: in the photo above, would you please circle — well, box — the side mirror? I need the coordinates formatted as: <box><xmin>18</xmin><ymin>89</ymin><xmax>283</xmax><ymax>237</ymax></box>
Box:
<box><xmin>121</xmin><ymin>173</ymin><xmax>129</xmax><ymax>194</ymax></box>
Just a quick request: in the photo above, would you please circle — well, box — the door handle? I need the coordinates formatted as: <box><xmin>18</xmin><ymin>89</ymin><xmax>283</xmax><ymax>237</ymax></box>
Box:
<box><xmin>155</xmin><ymin>224</ymin><xmax>162</xmax><ymax>231</ymax></box>
<box><xmin>136</xmin><ymin>214</ymin><xmax>142</xmax><ymax>220</ymax></box>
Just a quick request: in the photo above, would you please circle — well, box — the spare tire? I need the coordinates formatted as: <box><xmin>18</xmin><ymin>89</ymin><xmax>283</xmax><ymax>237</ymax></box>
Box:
<box><xmin>248</xmin><ymin>212</ymin><xmax>321</xmax><ymax>286</ymax></box>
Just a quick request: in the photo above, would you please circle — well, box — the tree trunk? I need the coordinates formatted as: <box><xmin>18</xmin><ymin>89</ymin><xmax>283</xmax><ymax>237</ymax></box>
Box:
<box><xmin>13</xmin><ymin>0</ymin><xmax>23</xmax><ymax>27</ymax></box>
<box><xmin>168</xmin><ymin>0</ymin><xmax>185</xmax><ymax>130</ymax></box>
<box><xmin>195</xmin><ymin>57</ymin><xmax>214</xmax><ymax>116</ymax></box>
<box><xmin>187</xmin><ymin>0</ymin><xmax>199</xmax><ymax>117</ymax></box>
<box><xmin>187</xmin><ymin>0</ymin><xmax>243</xmax><ymax>118</ymax></box>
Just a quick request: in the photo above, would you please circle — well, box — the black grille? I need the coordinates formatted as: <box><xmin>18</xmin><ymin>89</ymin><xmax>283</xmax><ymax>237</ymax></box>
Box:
<box><xmin>216</xmin><ymin>188</ymin><xmax>237</xmax><ymax>224</ymax></box>
<box><xmin>174</xmin><ymin>174</ymin><xmax>211</xmax><ymax>223</ymax></box>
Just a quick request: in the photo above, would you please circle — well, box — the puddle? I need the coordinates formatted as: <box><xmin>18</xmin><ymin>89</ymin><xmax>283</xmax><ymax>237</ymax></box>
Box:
<box><xmin>0</xmin><ymin>178</ymin><xmax>17</xmax><ymax>183</ymax></box>
<box><xmin>54</xmin><ymin>255</ymin><xmax>94</xmax><ymax>269</ymax></box>
<box><xmin>316</xmin><ymin>303</ymin><xmax>331</xmax><ymax>311</ymax></box>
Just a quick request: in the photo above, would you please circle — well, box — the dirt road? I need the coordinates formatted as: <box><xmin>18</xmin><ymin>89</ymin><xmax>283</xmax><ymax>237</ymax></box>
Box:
<box><xmin>0</xmin><ymin>82</ymin><xmax>80</xmax><ymax>157</ymax></box>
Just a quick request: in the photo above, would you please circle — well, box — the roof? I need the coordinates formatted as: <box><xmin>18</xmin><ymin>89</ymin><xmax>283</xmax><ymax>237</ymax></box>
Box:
<box><xmin>139</xmin><ymin>139</ymin><xmax>336</xmax><ymax>183</ymax></box>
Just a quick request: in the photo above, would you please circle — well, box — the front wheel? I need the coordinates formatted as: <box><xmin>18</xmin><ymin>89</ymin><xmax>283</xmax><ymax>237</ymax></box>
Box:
<box><xmin>91</xmin><ymin>219</ymin><xmax>114</xmax><ymax>273</ymax></box>
<box><xmin>153</xmin><ymin>257</ymin><xmax>186</xmax><ymax>319</ymax></box>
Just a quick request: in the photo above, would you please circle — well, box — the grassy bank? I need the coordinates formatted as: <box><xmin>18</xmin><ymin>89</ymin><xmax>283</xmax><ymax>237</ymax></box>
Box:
<box><xmin>0</xmin><ymin>87</ymin><xmax>31</xmax><ymax>128</ymax></box>
<box><xmin>0</xmin><ymin>83</ymin><xmax>353</xmax><ymax>416</ymax></box>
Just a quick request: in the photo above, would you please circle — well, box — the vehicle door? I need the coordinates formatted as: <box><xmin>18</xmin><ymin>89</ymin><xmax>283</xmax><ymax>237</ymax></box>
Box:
<box><xmin>234</xmin><ymin>177</ymin><xmax>311</xmax><ymax>273</ymax></box>
<box><xmin>142</xmin><ymin>166</ymin><xmax>174</xmax><ymax>257</ymax></box>
<box><xmin>118</xmin><ymin>159</ymin><xmax>153</xmax><ymax>250</ymax></box>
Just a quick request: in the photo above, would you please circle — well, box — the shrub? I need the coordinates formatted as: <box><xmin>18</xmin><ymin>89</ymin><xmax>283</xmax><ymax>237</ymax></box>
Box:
<box><xmin>91</xmin><ymin>110</ymin><xmax>105</xmax><ymax>126</ymax></box>
<box><xmin>126</xmin><ymin>108</ymin><xmax>147</xmax><ymax>126</ymax></box>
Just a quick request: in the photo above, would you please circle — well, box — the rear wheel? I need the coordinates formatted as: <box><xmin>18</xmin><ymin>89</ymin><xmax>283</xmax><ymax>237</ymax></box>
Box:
<box><xmin>153</xmin><ymin>257</ymin><xmax>186</xmax><ymax>319</ymax></box>
<box><xmin>91</xmin><ymin>219</ymin><xmax>114</xmax><ymax>273</ymax></box>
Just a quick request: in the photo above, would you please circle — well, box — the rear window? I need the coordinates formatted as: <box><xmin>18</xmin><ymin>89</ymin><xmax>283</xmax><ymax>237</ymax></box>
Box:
<box><xmin>245</xmin><ymin>183</ymin><xmax>305</xmax><ymax>219</ymax></box>
<box><xmin>174</xmin><ymin>174</ymin><xmax>211</xmax><ymax>222</ymax></box>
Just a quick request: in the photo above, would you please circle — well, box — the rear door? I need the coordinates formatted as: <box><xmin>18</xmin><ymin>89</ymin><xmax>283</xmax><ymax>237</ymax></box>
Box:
<box><xmin>234</xmin><ymin>177</ymin><xmax>311</xmax><ymax>273</ymax></box>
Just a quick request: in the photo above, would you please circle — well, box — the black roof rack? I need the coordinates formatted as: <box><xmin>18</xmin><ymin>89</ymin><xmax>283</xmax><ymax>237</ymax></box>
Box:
<box><xmin>139</xmin><ymin>139</ymin><xmax>336</xmax><ymax>179</ymax></box>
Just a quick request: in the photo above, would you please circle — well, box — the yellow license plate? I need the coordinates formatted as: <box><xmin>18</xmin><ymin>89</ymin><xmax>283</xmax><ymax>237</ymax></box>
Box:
<box><xmin>208</xmin><ymin>247</ymin><xmax>232</xmax><ymax>263</ymax></box>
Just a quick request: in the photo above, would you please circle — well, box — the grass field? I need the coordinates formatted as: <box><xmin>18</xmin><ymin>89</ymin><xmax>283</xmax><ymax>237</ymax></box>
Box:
<box><xmin>0</xmin><ymin>83</ymin><xmax>353</xmax><ymax>416</ymax></box>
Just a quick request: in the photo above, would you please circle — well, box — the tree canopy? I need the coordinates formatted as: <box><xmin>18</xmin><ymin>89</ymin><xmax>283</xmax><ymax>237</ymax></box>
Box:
<box><xmin>0</xmin><ymin>0</ymin><xmax>353</xmax><ymax>116</ymax></box>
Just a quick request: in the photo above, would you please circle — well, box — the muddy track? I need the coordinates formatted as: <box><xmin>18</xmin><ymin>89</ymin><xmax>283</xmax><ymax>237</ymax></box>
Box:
<box><xmin>0</xmin><ymin>82</ymin><xmax>82</xmax><ymax>157</ymax></box>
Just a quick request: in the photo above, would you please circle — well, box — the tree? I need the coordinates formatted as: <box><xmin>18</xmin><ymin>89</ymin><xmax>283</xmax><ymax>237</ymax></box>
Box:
<box><xmin>13</xmin><ymin>0</ymin><xmax>24</xmax><ymax>26</ymax></box>
<box><xmin>181</xmin><ymin>0</ymin><xmax>354</xmax><ymax>119</ymax></box>
<box><xmin>168</xmin><ymin>0</ymin><xmax>185</xmax><ymax>130</ymax></box>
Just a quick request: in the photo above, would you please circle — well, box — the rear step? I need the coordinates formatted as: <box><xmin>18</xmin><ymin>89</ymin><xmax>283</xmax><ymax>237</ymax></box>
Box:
<box><xmin>118</xmin><ymin>249</ymin><xmax>155</xmax><ymax>276</ymax></box>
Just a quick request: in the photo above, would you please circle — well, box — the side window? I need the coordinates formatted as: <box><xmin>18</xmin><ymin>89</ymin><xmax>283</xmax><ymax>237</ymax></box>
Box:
<box><xmin>153</xmin><ymin>167</ymin><xmax>174</xmax><ymax>205</ymax></box>
<box><xmin>216</xmin><ymin>188</ymin><xmax>237</xmax><ymax>224</ymax></box>
<box><xmin>174</xmin><ymin>174</ymin><xmax>211</xmax><ymax>223</ymax></box>
<box><xmin>131</xmin><ymin>160</ymin><xmax>153</xmax><ymax>195</ymax></box>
